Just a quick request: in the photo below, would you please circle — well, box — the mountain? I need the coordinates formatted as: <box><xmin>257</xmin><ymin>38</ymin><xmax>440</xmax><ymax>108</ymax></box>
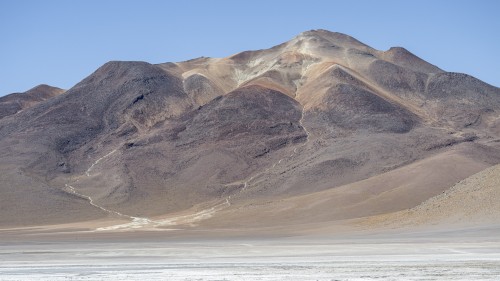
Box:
<box><xmin>0</xmin><ymin>29</ymin><xmax>499</xmax><ymax>232</ymax></box>
<box><xmin>0</xmin><ymin>84</ymin><xmax>65</xmax><ymax>119</ymax></box>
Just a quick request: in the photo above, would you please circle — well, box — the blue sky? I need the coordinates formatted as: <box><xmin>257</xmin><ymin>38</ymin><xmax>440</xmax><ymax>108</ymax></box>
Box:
<box><xmin>0</xmin><ymin>0</ymin><xmax>499</xmax><ymax>95</ymax></box>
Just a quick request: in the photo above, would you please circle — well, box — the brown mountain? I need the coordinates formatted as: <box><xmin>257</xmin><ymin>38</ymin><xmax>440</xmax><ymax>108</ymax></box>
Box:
<box><xmin>0</xmin><ymin>84</ymin><xmax>65</xmax><ymax>119</ymax></box>
<box><xmin>0</xmin><ymin>29</ymin><xmax>499</xmax><ymax>233</ymax></box>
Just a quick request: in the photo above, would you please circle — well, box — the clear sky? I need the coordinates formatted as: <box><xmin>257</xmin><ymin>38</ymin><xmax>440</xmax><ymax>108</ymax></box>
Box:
<box><xmin>1</xmin><ymin>0</ymin><xmax>499</xmax><ymax>95</ymax></box>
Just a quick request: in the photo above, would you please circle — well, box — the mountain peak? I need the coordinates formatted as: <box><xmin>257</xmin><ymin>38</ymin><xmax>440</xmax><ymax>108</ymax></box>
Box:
<box><xmin>25</xmin><ymin>84</ymin><xmax>65</xmax><ymax>96</ymax></box>
<box><xmin>0</xmin><ymin>84</ymin><xmax>65</xmax><ymax>119</ymax></box>
<box><xmin>296</xmin><ymin>29</ymin><xmax>353</xmax><ymax>40</ymax></box>
<box><xmin>382</xmin><ymin>46</ymin><xmax>443</xmax><ymax>73</ymax></box>
<box><xmin>291</xmin><ymin>29</ymin><xmax>372</xmax><ymax>50</ymax></box>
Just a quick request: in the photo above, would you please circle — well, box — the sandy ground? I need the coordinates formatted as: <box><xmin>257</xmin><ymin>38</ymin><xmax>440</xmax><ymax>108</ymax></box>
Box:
<box><xmin>359</xmin><ymin>163</ymin><xmax>500</xmax><ymax>230</ymax></box>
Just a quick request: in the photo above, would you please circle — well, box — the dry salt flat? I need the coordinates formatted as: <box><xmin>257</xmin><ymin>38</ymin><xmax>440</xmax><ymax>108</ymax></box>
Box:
<box><xmin>1</xmin><ymin>234</ymin><xmax>500</xmax><ymax>281</ymax></box>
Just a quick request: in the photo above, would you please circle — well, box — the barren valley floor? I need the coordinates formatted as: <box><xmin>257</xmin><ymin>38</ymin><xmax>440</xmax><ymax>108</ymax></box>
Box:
<box><xmin>1</xmin><ymin>225</ymin><xmax>500</xmax><ymax>280</ymax></box>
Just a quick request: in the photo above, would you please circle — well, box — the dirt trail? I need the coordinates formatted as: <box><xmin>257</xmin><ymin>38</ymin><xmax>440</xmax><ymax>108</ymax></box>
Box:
<box><xmin>85</xmin><ymin>149</ymin><xmax>117</xmax><ymax>177</ymax></box>
<box><xmin>65</xmin><ymin>148</ymin><xmax>235</xmax><ymax>232</ymax></box>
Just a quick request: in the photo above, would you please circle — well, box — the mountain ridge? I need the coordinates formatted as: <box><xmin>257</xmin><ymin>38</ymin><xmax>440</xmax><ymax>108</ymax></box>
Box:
<box><xmin>0</xmin><ymin>84</ymin><xmax>65</xmax><ymax>119</ymax></box>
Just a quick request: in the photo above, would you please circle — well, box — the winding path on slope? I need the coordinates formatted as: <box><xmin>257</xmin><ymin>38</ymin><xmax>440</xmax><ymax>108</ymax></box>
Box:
<box><xmin>64</xmin><ymin>150</ymin><xmax>157</xmax><ymax>231</ymax></box>
<box><xmin>64</xmin><ymin>149</ymin><xmax>233</xmax><ymax>232</ymax></box>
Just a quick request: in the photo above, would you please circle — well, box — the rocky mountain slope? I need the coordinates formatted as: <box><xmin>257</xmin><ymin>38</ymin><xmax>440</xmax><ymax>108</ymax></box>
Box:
<box><xmin>0</xmin><ymin>29</ymin><xmax>499</xmax><ymax>232</ymax></box>
<box><xmin>0</xmin><ymin>84</ymin><xmax>65</xmax><ymax>119</ymax></box>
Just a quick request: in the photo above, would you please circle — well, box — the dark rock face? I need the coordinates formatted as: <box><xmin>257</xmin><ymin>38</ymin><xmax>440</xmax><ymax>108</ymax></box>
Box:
<box><xmin>0</xmin><ymin>29</ymin><xmax>499</xmax><ymax>227</ymax></box>
<box><xmin>367</xmin><ymin>60</ymin><xmax>428</xmax><ymax>99</ymax></box>
<box><xmin>181</xmin><ymin>85</ymin><xmax>304</xmax><ymax>143</ymax></box>
<box><xmin>318</xmin><ymin>83</ymin><xmax>417</xmax><ymax>133</ymax></box>
<box><xmin>426</xmin><ymin>73</ymin><xmax>500</xmax><ymax>128</ymax></box>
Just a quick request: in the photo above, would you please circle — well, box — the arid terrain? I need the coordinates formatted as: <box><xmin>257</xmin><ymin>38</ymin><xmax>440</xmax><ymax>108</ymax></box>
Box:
<box><xmin>1</xmin><ymin>29</ymin><xmax>499</xmax><ymax>279</ymax></box>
